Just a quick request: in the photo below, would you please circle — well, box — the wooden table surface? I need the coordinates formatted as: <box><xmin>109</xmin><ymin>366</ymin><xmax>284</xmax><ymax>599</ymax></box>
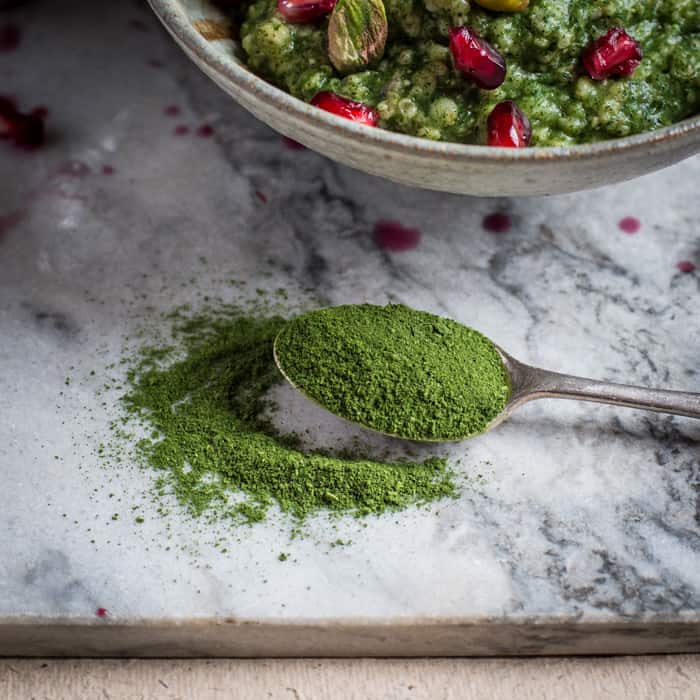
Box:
<box><xmin>2</xmin><ymin>656</ymin><xmax>699</xmax><ymax>699</ymax></box>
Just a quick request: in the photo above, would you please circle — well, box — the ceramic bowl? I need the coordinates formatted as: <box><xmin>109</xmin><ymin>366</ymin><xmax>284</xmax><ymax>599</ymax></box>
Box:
<box><xmin>148</xmin><ymin>0</ymin><xmax>700</xmax><ymax>196</ymax></box>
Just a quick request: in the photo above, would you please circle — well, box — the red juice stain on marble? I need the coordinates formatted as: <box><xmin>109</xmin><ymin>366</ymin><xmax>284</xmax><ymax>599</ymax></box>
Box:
<box><xmin>677</xmin><ymin>260</ymin><xmax>697</xmax><ymax>274</ymax></box>
<box><xmin>174</xmin><ymin>125</ymin><xmax>189</xmax><ymax>136</ymax></box>
<box><xmin>102</xmin><ymin>164</ymin><xmax>115</xmax><ymax>175</ymax></box>
<box><xmin>482</xmin><ymin>212</ymin><xmax>512</xmax><ymax>233</ymax></box>
<box><xmin>0</xmin><ymin>209</ymin><xmax>24</xmax><ymax>240</ymax></box>
<box><xmin>164</xmin><ymin>105</ymin><xmax>181</xmax><ymax>117</ymax></box>
<box><xmin>57</xmin><ymin>160</ymin><xmax>91</xmax><ymax>177</ymax></box>
<box><xmin>373</xmin><ymin>220</ymin><xmax>421</xmax><ymax>252</ymax></box>
<box><xmin>255</xmin><ymin>190</ymin><xmax>268</xmax><ymax>203</ymax></box>
<box><xmin>95</xmin><ymin>607</ymin><xmax>109</xmax><ymax>618</ymax></box>
<box><xmin>0</xmin><ymin>24</ymin><xmax>21</xmax><ymax>52</ymax></box>
<box><xmin>283</xmin><ymin>136</ymin><xmax>306</xmax><ymax>151</ymax></box>
<box><xmin>618</xmin><ymin>216</ymin><xmax>641</xmax><ymax>234</ymax></box>
<box><xmin>197</xmin><ymin>124</ymin><xmax>214</xmax><ymax>138</ymax></box>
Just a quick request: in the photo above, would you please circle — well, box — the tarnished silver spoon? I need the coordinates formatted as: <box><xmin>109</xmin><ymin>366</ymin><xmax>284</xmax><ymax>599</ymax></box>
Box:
<box><xmin>274</xmin><ymin>307</ymin><xmax>700</xmax><ymax>442</ymax></box>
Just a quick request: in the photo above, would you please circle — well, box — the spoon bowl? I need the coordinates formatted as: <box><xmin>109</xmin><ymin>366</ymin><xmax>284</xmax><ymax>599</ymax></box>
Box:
<box><xmin>148</xmin><ymin>0</ymin><xmax>700</xmax><ymax>197</ymax></box>
<box><xmin>274</xmin><ymin>308</ymin><xmax>700</xmax><ymax>443</ymax></box>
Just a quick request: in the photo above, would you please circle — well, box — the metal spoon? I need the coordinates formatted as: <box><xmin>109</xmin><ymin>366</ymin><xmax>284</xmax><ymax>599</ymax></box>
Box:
<box><xmin>483</xmin><ymin>347</ymin><xmax>700</xmax><ymax>436</ymax></box>
<box><xmin>273</xmin><ymin>316</ymin><xmax>700</xmax><ymax>442</ymax></box>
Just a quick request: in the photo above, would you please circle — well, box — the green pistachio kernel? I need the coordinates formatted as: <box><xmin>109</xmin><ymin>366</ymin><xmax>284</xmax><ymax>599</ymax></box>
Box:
<box><xmin>328</xmin><ymin>0</ymin><xmax>388</xmax><ymax>74</ymax></box>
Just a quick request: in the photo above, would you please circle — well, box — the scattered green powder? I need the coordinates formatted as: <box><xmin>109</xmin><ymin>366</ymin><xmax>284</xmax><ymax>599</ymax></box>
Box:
<box><xmin>275</xmin><ymin>304</ymin><xmax>510</xmax><ymax>441</ymax></box>
<box><xmin>118</xmin><ymin>304</ymin><xmax>458</xmax><ymax>525</ymax></box>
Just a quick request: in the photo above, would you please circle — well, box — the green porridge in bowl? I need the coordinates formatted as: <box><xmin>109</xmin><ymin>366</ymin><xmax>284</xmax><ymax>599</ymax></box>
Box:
<box><xmin>236</xmin><ymin>0</ymin><xmax>699</xmax><ymax>146</ymax></box>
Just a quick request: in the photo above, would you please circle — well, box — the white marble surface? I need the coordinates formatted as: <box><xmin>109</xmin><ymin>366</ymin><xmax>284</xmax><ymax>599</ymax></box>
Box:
<box><xmin>1</xmin><ymin>0</ymin><xmax>699</xmax><ymax>651</ymax></box>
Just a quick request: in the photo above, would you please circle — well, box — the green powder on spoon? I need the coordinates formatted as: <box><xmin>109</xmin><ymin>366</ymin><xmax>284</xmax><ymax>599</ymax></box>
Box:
<box><xmin>116</xmin><ymin>303</ymin><xmax>458</xmax><ymax>525</ymax></box>
<box><xmin>275</xmin><ymin>304</ymin><xmax>511</xmax><ymax>441</ymax></box>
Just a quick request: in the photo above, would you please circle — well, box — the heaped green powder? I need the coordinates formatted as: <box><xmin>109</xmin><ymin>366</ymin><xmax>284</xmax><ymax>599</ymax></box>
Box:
<box><xmin>119</xmin><ymin>304</ymin><xmax>458</xmax><ymax>525</ymax></box>
<box><xmin>275</xmin><ymin>304</ymin><xmax>510</xmax><ymax>441</ymax></box>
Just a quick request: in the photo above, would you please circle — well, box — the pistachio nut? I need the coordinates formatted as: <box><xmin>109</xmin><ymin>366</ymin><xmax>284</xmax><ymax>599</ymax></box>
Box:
<box><xmin>328</xmin><ymin>0</ymin><xmax>388</xmax><ymax>73</ymax></box>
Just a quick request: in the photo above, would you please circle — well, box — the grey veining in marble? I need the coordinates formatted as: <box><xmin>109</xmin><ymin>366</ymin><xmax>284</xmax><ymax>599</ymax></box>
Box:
<box><xmin>0</xmin><ymin>0</ymin><xmax>699</xmax><ymax>656</ymax></box>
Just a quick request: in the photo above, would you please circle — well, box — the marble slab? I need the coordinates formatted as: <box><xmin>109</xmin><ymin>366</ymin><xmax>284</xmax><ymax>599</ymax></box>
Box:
<box><xmin>0</xmin><ymin>0</ymin><xmax>699</xmax><ymax>656</ymax></box>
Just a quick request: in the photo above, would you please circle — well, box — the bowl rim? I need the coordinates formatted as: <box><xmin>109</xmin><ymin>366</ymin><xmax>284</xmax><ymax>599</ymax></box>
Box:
<box><xmin>149</xmin><ymin>0</ymin><xmax>700</xmax><ymax>163</ymax></box>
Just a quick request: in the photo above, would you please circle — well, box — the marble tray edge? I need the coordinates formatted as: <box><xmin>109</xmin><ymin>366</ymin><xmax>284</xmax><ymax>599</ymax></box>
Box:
<box><xmin>2</xmin><ymin>616</ymin><xmax>700</xmax><ymax>657</ymax></box>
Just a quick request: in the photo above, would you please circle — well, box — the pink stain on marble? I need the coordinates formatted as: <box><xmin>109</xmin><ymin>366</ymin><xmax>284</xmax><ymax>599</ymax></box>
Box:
<box><xmin>174</xmin><ymin>125</ymin><xmax>189</xmax><ymax>136</ymax></box>
<box><xmin>482</xmin><ymin>212</ymin><xmax>512</xmax><ymax>233</ymax></box>
<box><xmin>197</xmin><ymin>124</ymin><xmax>214</xmax><ymax>138</ymax></box>
<box><xmin>676</xmin><ymin>260</ymin><xmax>696</xmax><ymax>274</ymax></box>
<box><xmin>95</xmin><ymin>607</ymin><xmax>109</xmax><ymax>618</ymax></box>
<box><xmin>374</xmin><ymin>220</ymin><xmax>421</xmax><ymax>252</ymax></box>
<box><xmin>618</xmin><ymin>217</ymin><xmax>641</xmax><ymax>234</ymax></box>
<box><xmin>164</xmin><ymin>105</ymin><xmax>181</xmax><ymax>117</ymax></box>
<box><xmin>102</xmin><ymin>164</ymin><xmax>115</xmax><ymax>175</ymax></box>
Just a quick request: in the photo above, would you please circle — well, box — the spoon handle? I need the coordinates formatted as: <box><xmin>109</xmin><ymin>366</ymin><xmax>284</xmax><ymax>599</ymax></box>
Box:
<box><xmin>508</xmin><ymin>361</ymin><xmax>700</xmax><ymax>419</ymax></box>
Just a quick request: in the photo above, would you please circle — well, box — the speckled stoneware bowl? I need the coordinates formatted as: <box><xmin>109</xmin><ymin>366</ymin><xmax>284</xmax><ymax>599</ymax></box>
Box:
<box><xmin>149</xmin><ymin>0</ymin><xmax>700</xmax><ymax>196</ymax></box>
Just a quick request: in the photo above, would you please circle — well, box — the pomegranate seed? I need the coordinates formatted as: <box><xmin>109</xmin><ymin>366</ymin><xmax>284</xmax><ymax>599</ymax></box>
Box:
<box><xmin>278</xmin><ymin>0</ymin><xmax>336</xmax><ymax>24</ymax></box>
<box><xmin>10</xmin><ymin>113</ymin><xmax>44</xmax><ymax>148</ymax></box>
<box><xmin>0</xmin><ymin>97</ymin><xmax>45</xmax><ymax>149</ymax></box>
<box><xmin>449</xmin><ymin>27</ymin><xmax>506</xmax><ymax>90</ymax></box>
<box><xmin>310</xmin><ymin>91</ymin><xmax>379</xmax><ymax>126</ymax></box>
<box><xmin>487</xmin><ymin>100</ymin><xmax>532</xmax><ymax>148</ymax></box>
<box><xmin>582</xmin><ymin>27</ymin><xmax>642</xmax><ymax>80</ymax></box>
<box><xmin>482</xmin><ymin>212</ymin><xmax>512</xmax><ymax>233</ymax></box>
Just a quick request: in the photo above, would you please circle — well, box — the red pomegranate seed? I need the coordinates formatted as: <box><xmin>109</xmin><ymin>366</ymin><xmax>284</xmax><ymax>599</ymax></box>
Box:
<box><xmin>310</xmin><ymin>91</ymin><xmax>379</xmax><ymax>126</ymax></box>
<box><xmin>582</xmin><ymin>27</ymin><xmax>642</xmax><ymax>80</ymax></box>
<box><xmin>482</xmin><ymin>212</ymin><xmax>512</xmax><ymax>233</ymax></box>
<box><xmin>449</xmin><ymin>27</ymin><xmax>506</xmax><ymax>90</ymax></box>
<box><xmin>278</xmin><ymin>0</ymin><xmax>336</xmax><ymax>24</ymax></box>
<box><xmin>10</xmin><ymin>113</ymin><xmax>44</xmax><ymax>148</ymax></box>
<box><xmin>487</xmin><ymin>100</ymin><xmax>532</xmax><ymax>148</ymax></box>
<box><xmin>0</xmin><ymin>97</ymin><xmax>45</xmax><ymax>149</ymax></box>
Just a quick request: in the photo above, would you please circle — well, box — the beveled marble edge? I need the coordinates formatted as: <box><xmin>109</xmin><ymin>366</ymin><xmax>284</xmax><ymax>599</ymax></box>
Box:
<box><xmin>2</xmin><ymin>617</ymin><xmax>700</xmax><ymax>657</ymax></box>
